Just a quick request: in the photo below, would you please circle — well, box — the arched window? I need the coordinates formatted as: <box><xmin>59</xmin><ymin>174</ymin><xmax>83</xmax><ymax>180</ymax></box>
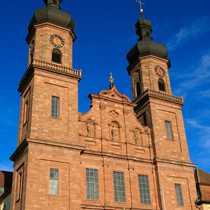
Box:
<box><xmin>158</xmin><ymin>79</ymin><xmax>166</xmax><ymax>92</ymax></box>
<box><xmin>52</xmin><ymin>49</ymin><xmax>62</xmax><ymax>63</ymax></box>
<box><xmin>136</xmin><ymin>81</ymin><xmax>141</xmax><ymax>97</ymax></box>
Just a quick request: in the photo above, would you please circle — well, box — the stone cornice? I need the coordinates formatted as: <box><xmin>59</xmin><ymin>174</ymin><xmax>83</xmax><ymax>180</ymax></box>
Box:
<box><xmin>134</xmin><ymin>89</ymin><xmax>184</xmax><ymax>106</ymax></box>
<box><xmin>10</xmin><ymin>138</ymin><xmax>85</xmax><ymax>162</ymax></box>
<box><xmin>33</xmin><ymin>59</ymin><xmax>82</xmax><ymax>77</ymax></box>
<box><xmin>81</xmin><ymin>149</ymin><xmax>153</xmax><ymax>164</ymax></box>
<box><xmin>10</xmin><ymin>139</ymin><xmax>28</xmax><ymax>162</ymax></box>
<box><xmin>81</xmin><ymin>203</ymin><xmax>155</xmax><ymax>210</ymax></box>
<box><xmin>127</xmin><ymin>55</ymin><xmax>170</xmax><ymax>75</ymax></box>
<box><xmin>28</xmin><ymin>138</ymin><xmax>85</xmax><ymax>151</ymax></box>
<box><xmin>26</xmin><ymin>21</ymin><xmax>76</xmax><ymax>44</ymax></box>
<box><xmin>18</xmin><ymin>59</ymin><xmax>82</xmax><ymax>93</ymax></box>
<box><xmin>154</xmin><ymin>157</ymin><xmax>196</xmax><ymax>168</ymax></box>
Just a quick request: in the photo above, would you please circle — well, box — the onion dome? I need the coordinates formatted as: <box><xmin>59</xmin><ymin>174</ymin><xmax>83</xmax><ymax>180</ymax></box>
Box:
<box><xmin>126</xmin><ymin>16</ymin><xmax>169</xmax><ymax>65</ymax></box>
<box><xmin>28</xmin><ymin>0</ymin><xmax>75</xmax><ymax>32</ymax></box>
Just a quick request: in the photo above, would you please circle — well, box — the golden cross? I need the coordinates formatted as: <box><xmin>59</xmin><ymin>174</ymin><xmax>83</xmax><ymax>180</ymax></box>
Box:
<box><xmin>136</xmin><ymin>0</ymin><xmax>145</xmax><ymax>15</ymax></box>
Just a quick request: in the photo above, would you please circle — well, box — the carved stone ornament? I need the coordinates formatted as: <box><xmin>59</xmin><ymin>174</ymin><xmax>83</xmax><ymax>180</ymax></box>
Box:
<box><xmin>109</xmin><ymin>110</ymin><xmax>119</xmax><ymax>118</ymax></box>
<box><xmin>99</xmin><ymin>103</ymin><xmax>106</xmax><ymax>110</ymax></box>
<box><xmin>144</xmin><ymin>126</ymin><xmax>151</xmax><ymax>135</ymax></box>
<box><xmin>123</xmin><ymin>109</ymin><xmax>129</xmax><ymax>116</ymax></box>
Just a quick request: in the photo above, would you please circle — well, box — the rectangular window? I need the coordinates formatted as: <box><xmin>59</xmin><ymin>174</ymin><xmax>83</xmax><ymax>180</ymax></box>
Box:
<box><xmin>49</xmin><ymin>168</ymin><xmax>59</xmax><ymax>195</ymax></box>
<box><xmin>86</xmin><ymin>168</ymin><xmax>99</xmax><ymax>200</ymax></box>
<box><xmin>138</xmin><ymin>175</ymin><xmax>151</xmax><ymax>204</ymax></box>
<box><xmin>175</xmin><ymin>183</ymin><xmax>184</xmax><ymax>206</ymax></box>
<box><xmin>113</xmin><ymin>171</ymin><xmax>126</xmax><ymax>202</ymax></box>
<box><xmin>23</xmin><ymin>88</ymin><xmax>31</xmax><ymax>128</ymax></box>
<box><xmin>51</xmin><ymin>96</ymin><xmax>60</xmax><ymax>118</ymax></box>
<box><xmin>16</xmin><ymin>164</ymin><xmax>24</xmax><ymax>202</ymax></box>
<box><xmin>165</xmin><ymin>121</ymin><xmax>173</xmax><ymax>140</ymax></box>
<box><xmin>23</xmin><ymin>100</ymin><xmax>29</xmax><ymax>125</ymax></box>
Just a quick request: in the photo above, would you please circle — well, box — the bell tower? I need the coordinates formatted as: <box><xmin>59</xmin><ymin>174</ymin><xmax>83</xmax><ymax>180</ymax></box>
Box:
<box><xmin>127</xmin><ymin>15</ymin><xmax>172</xmax><ymax>100</ymax></box>
<box><xmin>127</xmin><ymin>11</ymin><xmax>189</xmax><ymax>162</ymax></box>
<box><xmin>126</xmin><ymin>8</ymin><xmax>197</xmax><ymax>210</ymax></box>
<box><xmin>10</xmin><ymin>1</ymin><xmax>82</xmax><ymax>209</ymax></box>
<box><xmin>15</xmin><ymin>0</ymin><xmax>81</xmax><ymax>145</ymax></box>
<box><xmin>27</xmin><ymin>0</ymin><xmax>75</xmax><ymax>69</ymax></box>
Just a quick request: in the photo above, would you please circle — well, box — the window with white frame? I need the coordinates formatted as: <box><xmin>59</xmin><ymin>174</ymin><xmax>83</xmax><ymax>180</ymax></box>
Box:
<box><xmin>165</xmin><ymin>121</ymin><xmax>173</xmax><ymax>140</ymax></box>
<box><xmin>86</xmin><ymin>168</ymin><xmax>99</xmax><ymax>200</ymax></box>
<box><xmin>49</xmin><ymin>168</ymin><xmax>59</xmax><ymax>195</ymax></box>
<box><xmin>113</xmin><ymin>171</ymin><xmax>126</xmax><ymax>202</ymax></box>
<box><xmin>175</xmin><ymin>183</ymin><xmax>184</xmax><ymax>206</ymax></box>
<box><xmin>138</xmin><ymin>174</ymin><xmax>151</xmax><ymax>204</ymax></box>
<box><xmin>51</xmin><ymin>96</ymin><xmax>60</xmax><ymax>118</ymax></box>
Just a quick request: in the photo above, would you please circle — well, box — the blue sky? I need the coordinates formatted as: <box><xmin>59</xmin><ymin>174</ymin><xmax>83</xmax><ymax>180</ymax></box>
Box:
<box><xmin>0</xmin><ymin>0</ymin><xmax>210</xmax><ymax>173</ymax></box>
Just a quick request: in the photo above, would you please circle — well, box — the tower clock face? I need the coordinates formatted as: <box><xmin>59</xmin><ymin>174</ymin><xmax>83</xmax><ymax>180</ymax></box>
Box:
<box><xmin>50</xmin><ymin>34</ymin><xmax>64</xmax><ymax>48</ymax></box>
<box><xmin>154</xmin><ymin>65</ymin><xmax>166</xmax><ymax>78</ymax></box>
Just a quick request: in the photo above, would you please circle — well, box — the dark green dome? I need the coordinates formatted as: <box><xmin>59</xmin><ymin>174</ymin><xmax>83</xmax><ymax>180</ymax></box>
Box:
<box><xmin>126</xmin><ymin>16</ymin><xmax>169</xmax><ymax>64</ymax></box>
<box><xmin>127</xmin><ymin>40</ymin><xmax>168</xmax><ymax>63</ymax></box>
<box><xmin>28</xmin><ymin>0</ymin><xmax>75</xmax><ymax>32</ymax></box>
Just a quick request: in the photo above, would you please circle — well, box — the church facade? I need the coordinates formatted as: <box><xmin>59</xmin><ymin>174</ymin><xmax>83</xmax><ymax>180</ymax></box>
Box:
<box><xmin>10</xmin><ymin>1</ymin><xmax>198</xmax><ymax>209</ymax></box>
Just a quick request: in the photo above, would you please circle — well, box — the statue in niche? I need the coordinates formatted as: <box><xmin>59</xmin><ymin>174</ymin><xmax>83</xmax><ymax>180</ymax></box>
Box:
<box><xmin>111</xmin><ymin>122</ymin><xmax>119</xmax><ymax>141</ymax></box>
<box><xmin>134</xmin><ymin>129</ymin><xmax>141</xmax><ymax>145</ymax></box>
<box><xmin>87</xmin><ymin>118</ymin><xmax>94</xmax><ymax>137</ymax></box>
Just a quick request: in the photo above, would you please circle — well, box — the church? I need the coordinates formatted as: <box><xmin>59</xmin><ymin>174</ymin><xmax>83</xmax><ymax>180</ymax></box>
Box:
<box><xmin>10</xmin><ymin>0</ymin><xmax>198</xmax><ymax>209</ymax></box>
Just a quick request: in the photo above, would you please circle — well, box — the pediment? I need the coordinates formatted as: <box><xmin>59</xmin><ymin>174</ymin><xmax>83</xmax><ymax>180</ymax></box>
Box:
<box><xmin>99</xmin><ymin>85</ymin><xmax>131</xmax><ymax>103</ymax></box>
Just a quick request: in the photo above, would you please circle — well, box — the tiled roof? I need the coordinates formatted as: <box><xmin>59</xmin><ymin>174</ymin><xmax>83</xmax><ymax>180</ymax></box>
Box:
<box><xmin>197</xmin><ymin>169</ymin><xmax>210</xmax><ymax>185</ymax></box>
<box><xmin>196</xmin><ymin>169</ymin><xmax>210</xmax><ymax>202</ymax></box>
<box><xmin>200</xmin><ymin>185</ymin><xmax>210</xmax><ymax>201</ymax></box>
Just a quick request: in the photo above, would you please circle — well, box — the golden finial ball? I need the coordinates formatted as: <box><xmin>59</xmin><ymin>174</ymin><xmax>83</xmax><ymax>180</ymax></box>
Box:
<box><xmin>140</xmin><ymin>8</ymin><xmax>144</xmax><ymax>15</ymax></box>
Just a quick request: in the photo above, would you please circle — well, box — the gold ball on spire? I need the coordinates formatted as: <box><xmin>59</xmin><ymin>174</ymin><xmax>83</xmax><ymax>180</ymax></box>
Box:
<box><xmin>140</xmin><ymin>8</ymin><xmax>144</xmax><ymax>15</ymax></box>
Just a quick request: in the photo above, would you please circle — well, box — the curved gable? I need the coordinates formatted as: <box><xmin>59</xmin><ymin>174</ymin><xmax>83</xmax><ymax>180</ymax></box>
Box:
<box><xmin>99</xmin><ymin>85</ymin><xmax>131</xmax><ymax>103</ymax></box>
